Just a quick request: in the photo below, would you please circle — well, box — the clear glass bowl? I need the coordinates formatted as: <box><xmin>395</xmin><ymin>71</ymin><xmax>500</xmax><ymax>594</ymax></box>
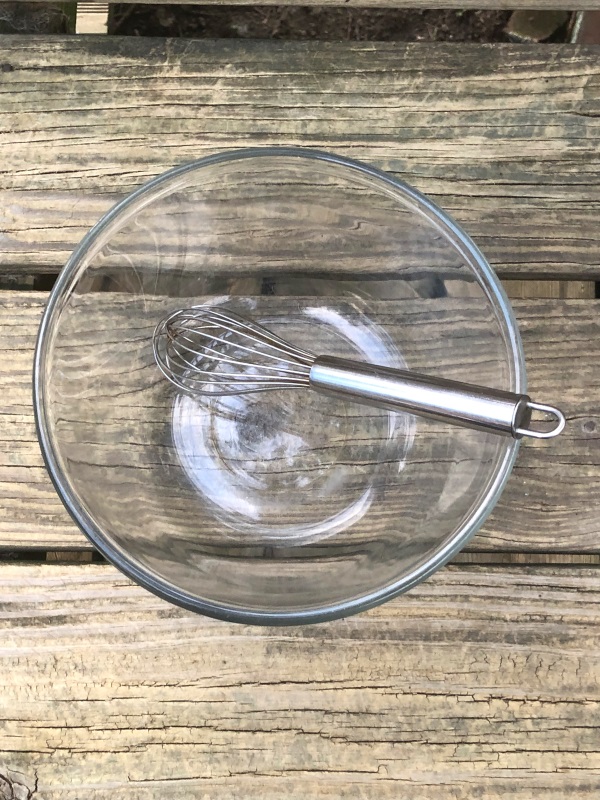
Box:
<box><xmin>34</xmin><ymin>148</ymin><xmax>525</xmax><ymax>624</ymax></box>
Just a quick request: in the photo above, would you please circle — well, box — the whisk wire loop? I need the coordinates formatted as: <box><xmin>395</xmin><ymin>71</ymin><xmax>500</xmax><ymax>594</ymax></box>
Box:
<box><xmin>165</xmin><ymin>324</ymin><xmax>312</xmax><ymax>379</ymax></box>
<box><xmin>153</xmin><ymin>306</ymin><xmax>314</xmax><ymax>396</ymax></box>
<box><xmin>173</xmin><ymin>307</ymin><xmax>314</xmax><ymax>364</ymax></box>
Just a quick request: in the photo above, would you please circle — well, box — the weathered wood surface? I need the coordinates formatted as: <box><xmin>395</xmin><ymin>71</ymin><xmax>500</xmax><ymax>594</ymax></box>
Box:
<box><xmin>503</xmin><ymin>280</ymin><xmax>596</xmax><ymax>299</ymax></box>
<box><xmin>0</xmin><ymin>291</ymin><xmax>598</xmax><ymax>552</ymax></box>
<box><xmin>0</xmin><ymin>37</ymin><xmax>598</xmax><ymax>277</ymax></box>
<box><xmin>0</xmin><ymin>563</ymin><xmax>599</xmax><ymax>797</ymax></box>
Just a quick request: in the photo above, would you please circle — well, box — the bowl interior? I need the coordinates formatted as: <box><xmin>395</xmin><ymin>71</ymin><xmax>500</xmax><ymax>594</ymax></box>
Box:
<box><xmin>36</xmin><ymin>150</ymin><xmax>523</xmax><ymax>622</ymax></box>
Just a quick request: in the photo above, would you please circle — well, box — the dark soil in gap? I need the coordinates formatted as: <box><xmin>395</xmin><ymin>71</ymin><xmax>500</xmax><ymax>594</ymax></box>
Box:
<box><xmin>109</xmin><ymin>4</ymin><xmax>514</xmax><ymax>42</ymax></box>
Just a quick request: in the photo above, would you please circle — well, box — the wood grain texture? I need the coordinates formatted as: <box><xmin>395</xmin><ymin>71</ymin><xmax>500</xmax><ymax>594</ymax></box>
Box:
<box><xmin>0</xmin><ymin>37</ymin><xmax>598</xmax><ymax>277</ymax></box>
<box><xmin>504</xmin><ymin>280</ymin><xmax>597</xmax><ymax>299</ymax></box>
<box><xmin>1</xmin><ymin>562</ymin><xmax>600</xmax><ymax>797</ymax></box>
<box><xmin>0</xmin><ymin>291</ymin><xmax>598</xmax><ymax>553</ymax></box>
<box><xmin>455</xmin><ymin>552</ymin><xmax>600</xmax><ymax>564</ymax></box>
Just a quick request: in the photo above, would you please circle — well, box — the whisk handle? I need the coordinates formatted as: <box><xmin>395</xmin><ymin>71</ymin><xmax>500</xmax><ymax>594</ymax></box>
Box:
<box><xmin>309</xmin><ymin>356</ymin><xmax>565</xmax><ymax>440</ymax></box>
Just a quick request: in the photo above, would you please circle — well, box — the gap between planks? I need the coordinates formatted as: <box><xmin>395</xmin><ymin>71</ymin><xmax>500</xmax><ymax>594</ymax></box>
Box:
<box><xmin>46</xmin><ymin>0</ymin><xmax>600</xmax><ymax>8</ymax></box>
<box><xmin>42</xmin><ymin>551</ymin><xmax>597</xmax><ymax>566</ymax></box>
<box><xmin>2</xmin><ymin>550</ymin><xmax>596</xmax><ymax>565</ymax></box>
<box><xmin>38</xmin><ymin>551</ymin><xmax>600</xmax><ymax>566</ymax></box>
<box><xmin>0</xmin><ymin>277</ymin><xmax>595</xmax><ymax>299</ymax></box>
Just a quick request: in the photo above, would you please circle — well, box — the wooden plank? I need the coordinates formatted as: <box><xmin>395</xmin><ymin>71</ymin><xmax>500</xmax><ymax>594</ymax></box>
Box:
<box><xmin>0</xmin><ymin>37</ymin><xmax>598</xmax><ymax>278</ymax></box>
<box><xmin>501</xmin><ymin>279</ymin><xmax>596</xmax><ymax>560</ymax></box>
<box><xmin>486</xmin><ymin>277</ymin><xmax>596</xmax><ymax>563</ymax></box>
<box><xmin>455</xmin><ymin>552</ymin><xmax>600</xmax><ymax>564</ymax></box>
<box><xmin>23</xmin><ymin>290</ymin><xmax>544</xmax><ymax>573</ymax></box>
<box><xmin>0</xmin><ymin>291</ymin><xmax>598</xmax><ymax>553</ymax></box>
<box><xmin>0</xmin><ymin>562</ymin><xmax>599</xmax><ymax>797</ymax></box>
<box><xmin>480</xmin><ymin>297</ymin><xmax>599</xmax><ymax>552</ymax></box>
<box><xmin>504</xmin><ymin>280</ymin><xmax>597</xmax><ymax>299</ymax></box>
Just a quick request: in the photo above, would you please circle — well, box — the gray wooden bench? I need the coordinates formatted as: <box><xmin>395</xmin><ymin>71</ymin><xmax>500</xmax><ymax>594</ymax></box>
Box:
<box><xmin>0</xmin><ymin>3</ymin><xmax>599</xmax><ymax>797</ymax></box>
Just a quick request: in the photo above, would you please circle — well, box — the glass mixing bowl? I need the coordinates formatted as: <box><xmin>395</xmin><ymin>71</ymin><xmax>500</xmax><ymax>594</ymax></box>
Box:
<box><xmin>34</xmin><ymin>148</ymin><xmax>525</xmax><ymax>624</ymax></box>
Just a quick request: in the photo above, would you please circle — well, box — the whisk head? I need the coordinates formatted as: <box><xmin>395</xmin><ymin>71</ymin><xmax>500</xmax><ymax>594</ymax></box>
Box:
<box><xmin>153</xmin><ymin>306</ymin><xmax>316</xmax><ymax>396</ymax></box>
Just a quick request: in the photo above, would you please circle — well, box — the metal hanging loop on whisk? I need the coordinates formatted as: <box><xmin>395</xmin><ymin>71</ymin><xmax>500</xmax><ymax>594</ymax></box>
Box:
<box><xmin>153</xmin><ymin>306</ymin><xmax>565</xmax><ymax>440</ymax></box>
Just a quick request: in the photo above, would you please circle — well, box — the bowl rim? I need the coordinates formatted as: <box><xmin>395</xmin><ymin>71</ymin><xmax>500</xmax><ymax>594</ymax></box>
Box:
<box><xmin>33</xmin><ymin>146</ymin><xmax>525</xmax><ymax>625</ymax></box>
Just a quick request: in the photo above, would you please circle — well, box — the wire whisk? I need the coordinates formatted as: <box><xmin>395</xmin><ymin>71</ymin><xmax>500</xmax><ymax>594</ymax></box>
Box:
<box><xmin>153</xmin><ymin>305</ymin><xmax>566</xmax><ymax>440</ymax></box>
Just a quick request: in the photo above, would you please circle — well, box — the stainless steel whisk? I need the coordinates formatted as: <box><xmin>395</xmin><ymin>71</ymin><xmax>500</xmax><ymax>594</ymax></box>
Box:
<box><xmin>153</xmin><ymin>306</ymin><xmax>565</xmax><ymax>440</ymax></box>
